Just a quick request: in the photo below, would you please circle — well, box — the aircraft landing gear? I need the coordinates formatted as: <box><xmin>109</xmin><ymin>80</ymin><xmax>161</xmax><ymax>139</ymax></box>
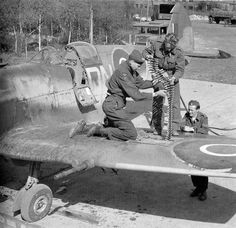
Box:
<box><xmin>12</xmin><ymin>161</ymin><xmax>53</xmax><ymax>222</ymax></box>
<box><xmin>20</xmin><ymin>184</ymin><xmax>52</xmax><ymax>222</ymax></box>
<box><xmin>0</xmin><ymin>159</ymin><xmax>92</xmax><ymax>222</ymax></box>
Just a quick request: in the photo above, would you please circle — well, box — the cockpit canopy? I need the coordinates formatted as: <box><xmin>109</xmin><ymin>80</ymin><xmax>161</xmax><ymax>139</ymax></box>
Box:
<box><xmin>66</xmin><ymin>41</ymin><xmax>102</xmax><ymax>67</ymax></box>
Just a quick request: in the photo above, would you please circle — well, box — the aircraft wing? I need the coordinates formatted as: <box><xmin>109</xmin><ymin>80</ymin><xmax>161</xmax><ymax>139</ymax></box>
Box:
<box><xmin>1</xmin><ymin>124</ymin><xmax>236</xmax><ymax>178</ymax></box>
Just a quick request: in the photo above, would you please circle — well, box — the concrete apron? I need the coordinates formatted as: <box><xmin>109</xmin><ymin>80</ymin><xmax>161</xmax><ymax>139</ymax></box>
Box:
<box><xmin>133</xmin><ymin>78</ymin><xmax>236</xmax><ymax>138</ymax></box>
<box><xmin>180</xmin><ymin>78</ymin><xmax>236</xmax><ymax>138</ymax></box>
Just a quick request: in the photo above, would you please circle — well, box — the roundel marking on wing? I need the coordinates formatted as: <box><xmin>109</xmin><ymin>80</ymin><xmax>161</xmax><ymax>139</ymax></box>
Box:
<box><xmin>200</xmin><ymin>144</ymin><xmax>236</xmax><ymax>157</ymax></box>
<box><xmin>173</xmin><ymin>138</ymin><xmax>236</xmax><ymax>171</ymax></box>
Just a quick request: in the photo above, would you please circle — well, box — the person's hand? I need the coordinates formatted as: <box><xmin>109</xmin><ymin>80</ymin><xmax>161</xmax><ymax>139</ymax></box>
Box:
<box><xmin>169</xmin><ymin>76</ymin><xmax>176</xmax><ymax>85</ymax></box>
<box><xmin>145</xmin><ymin>54</ymin><xmax>153</xmax><ymax>59</ymax></box>
<box><xmin>153</xmin><ymin>90</ymin><xmax>166</xmax><ymax>97</ymax></box>
<box><xmin>162</xmin><ymin>72</ymin><xmax>169</xmax><ymax>79</ymax></box>
<box><xmin>183</xmin><ymin>126</ymin><xmax>194</xmax><ymax>132</ymax></box>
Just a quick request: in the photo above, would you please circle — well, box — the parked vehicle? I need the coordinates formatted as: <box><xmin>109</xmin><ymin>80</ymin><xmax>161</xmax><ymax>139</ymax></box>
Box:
<box><xmin>209</xmin><ymin>8</ymin><xmax>236</xmax><ymax>24</ymax></box>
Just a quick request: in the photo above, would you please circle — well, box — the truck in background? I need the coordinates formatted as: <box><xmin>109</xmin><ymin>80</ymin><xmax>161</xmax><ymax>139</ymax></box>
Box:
<box><xmin>208</xmin><ymin>8</ymin><xmax>236</xmax><ymax>25</ymax></box>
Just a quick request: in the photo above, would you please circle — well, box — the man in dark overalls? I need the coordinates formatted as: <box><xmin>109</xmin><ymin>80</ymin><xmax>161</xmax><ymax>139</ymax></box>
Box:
<box><xmin>143</xmin><ymin>33</ymin><xmax>185</xmax><ymax>136</ymax></box>
<box><xmin>180</xmin><ymin>100</ymin><xmax>209</xmax><ymax>201</ymax></box>
<box><xmin>87</xmin><ymin>49</ymin><xmax>159</xmax><ymax>141</ymax></box>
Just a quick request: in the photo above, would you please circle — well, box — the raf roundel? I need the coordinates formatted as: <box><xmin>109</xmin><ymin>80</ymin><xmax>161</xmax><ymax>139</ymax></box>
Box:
<box><xmin>200</xmin><ymin>144</ymin><xmax>236</xmax><ymax>157</ymax></box>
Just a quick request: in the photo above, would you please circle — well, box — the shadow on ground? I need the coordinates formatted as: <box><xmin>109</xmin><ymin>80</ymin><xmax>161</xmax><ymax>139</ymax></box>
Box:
<box><xmin>1</xmin><ymin>150</ymin><xmax>236</xmax><ymax>224</ymax></box>
<box><xmin>47</xmin><ymin>166</ymin><xmax>236</xmax><ymax>224</ymax></box>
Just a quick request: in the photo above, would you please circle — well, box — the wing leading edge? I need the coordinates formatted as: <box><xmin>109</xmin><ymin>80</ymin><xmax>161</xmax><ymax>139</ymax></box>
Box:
<box><xmin>1</xmin><ymin>124</ymin><xmax>236</xmax><ymax>178</ymax></box>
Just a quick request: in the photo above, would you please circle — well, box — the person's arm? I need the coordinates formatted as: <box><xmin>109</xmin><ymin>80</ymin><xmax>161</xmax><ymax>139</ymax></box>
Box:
<box><xmin>196</xmin><ymin>115</ymin><xmax>208</xmax><ymax>134</ymax></box>
<box><xmin>135</xmin><ymin>74</ymin><xmax>153</xmax><ymax>89</ymax></box>
<box><xmin>142</xmin><ymin>43</ymin><xmax>155</xmax><ymax>59</ymax></box>
<box><xmin>172</xmin><ymin>48</ymin><xmax>185</xmax><ymax>83</ymax></box>
<box><xmin>118</xmin><ymin>72</ymin><xmax>152</xmax><ymax>101</ymax></box>
<box><xmin>180</xmin><ymin>114</ymin><xmax>194</xmax><ymax>132</ymax></box>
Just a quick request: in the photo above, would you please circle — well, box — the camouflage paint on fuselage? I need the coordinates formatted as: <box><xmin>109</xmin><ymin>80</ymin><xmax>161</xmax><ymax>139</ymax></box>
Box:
<box><xmin>0</xmin><ymin>43</ymin><xmax>149</xmax><ymax>136</ymax></box>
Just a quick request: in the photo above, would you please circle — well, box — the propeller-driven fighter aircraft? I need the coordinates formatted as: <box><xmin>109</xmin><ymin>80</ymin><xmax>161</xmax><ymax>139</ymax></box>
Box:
<box><xmin>0</xmin><ymin>3</ymin><xmax>236</xmax><ymax>224</ymax></box>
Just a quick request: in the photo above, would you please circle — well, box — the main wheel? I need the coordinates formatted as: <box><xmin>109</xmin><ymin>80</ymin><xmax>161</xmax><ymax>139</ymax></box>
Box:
<box><xmin>21</xmin><ymin>184</ymin><xmax>53</xmax><ymax>222</ymax></box>
<box><xmin>231</xmin><ymin>20</ymin><xmax>236</xmax><ymax>24</ymax></box>
<box><xmin>215</xmin><ymin>18</ymin><xmax>220</xmax><ymax>24</ymax></box>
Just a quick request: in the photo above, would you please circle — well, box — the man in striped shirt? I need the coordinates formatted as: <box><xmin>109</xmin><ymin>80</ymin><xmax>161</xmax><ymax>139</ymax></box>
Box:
<box><xmin>143</xmin><ymin>33</ymin><xmax>185</xmax><ymax>136</ymax></box>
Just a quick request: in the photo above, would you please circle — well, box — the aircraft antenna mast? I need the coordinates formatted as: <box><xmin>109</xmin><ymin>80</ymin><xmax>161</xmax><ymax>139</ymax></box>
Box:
<box><xmin>146</xmin><ymin>0</ymin><xmax>150</xmax><ymax>20</ymax></box>
<box><xmin>89</xmin><ymin>1</ymin><xmax>93</xmax><ymax>44</ymax></box>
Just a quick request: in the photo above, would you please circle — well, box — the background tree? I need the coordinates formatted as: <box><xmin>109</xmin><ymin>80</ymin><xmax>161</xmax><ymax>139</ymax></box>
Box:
<box><xmin>93</xmin><ymin>0</ymin><xmax>133</xmax><ymax>44</ymax></box>
<box><xmin>0</xmin><ymin>0</ymin><xmax>20</xmax><ymax>53</ymax></box>
<box><xmin>0</xmin><ymin>0</ymin><xmax>134</xmax><ymax>55</ymax></box>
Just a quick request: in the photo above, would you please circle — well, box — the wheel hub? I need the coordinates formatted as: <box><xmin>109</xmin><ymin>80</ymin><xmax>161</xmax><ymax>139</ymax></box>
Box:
<box><xmin>33</xmin><ymin>196</ymin><xmax>48</xmax><ymax>215</ymax></box>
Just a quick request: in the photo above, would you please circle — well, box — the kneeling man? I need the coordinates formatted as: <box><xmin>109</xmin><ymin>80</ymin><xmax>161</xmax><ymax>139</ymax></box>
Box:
<box><xmin>87</xmin><ymin>49</ymin><xmax>159</xmax><ymax>141</ymax></box>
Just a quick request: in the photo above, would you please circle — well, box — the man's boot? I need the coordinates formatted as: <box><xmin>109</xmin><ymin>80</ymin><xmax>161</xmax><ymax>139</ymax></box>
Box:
<box><xmin>69</xmin><ymin>120</ymin><xmax>86</xmax><ymax>138</ymax></box>
<box><xmin>87</xmin><ymin>124</ymin><xmax>107</xmax><ymax>137</ymax></box>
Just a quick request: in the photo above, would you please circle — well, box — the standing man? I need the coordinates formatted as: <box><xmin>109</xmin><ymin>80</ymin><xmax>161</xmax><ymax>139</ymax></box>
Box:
<box><xmin>87</xmin><ymin>49</ymin><xmax>160</xmax><ymax>141</ymax></box>
<box><xmin>180</xmin><ymin>100</ymin><xmax>209</xmax><ymax>201</ymax></box>
<box><xmin>143</xmin><ymin>33</ymin><xmax>185</xmax><ymax>136</ymax></box>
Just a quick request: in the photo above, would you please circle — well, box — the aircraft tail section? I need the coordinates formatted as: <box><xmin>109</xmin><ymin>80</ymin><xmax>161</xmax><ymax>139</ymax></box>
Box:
<box><xmin>167</xmin><ymin>2</ymin><xmax>194</xmax><ymax>52</ymax></box>
<box><xmin>167</xmin><ymin>3</ymin><xmax>230</xmax><ymax>58</ymax></box>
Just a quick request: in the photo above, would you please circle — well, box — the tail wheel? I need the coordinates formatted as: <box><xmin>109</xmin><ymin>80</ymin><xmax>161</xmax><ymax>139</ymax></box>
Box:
<box><xmin>21</xmin><ymin>184</ymin><xmax>53</xmax><ymax>222</ymax></box>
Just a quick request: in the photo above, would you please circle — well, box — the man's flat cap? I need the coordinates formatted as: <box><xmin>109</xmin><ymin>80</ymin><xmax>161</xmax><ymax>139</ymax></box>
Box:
<box><xmin>128</xmin><ymin>49</ymin><xmax>145</xmax><ymax>64</ymax></box>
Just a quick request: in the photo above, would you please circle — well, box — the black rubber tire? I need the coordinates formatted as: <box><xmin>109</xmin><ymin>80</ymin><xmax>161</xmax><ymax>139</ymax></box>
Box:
<box><xmin>21</xmin><ymin>184</ymin><xmax>53</xmax><ymax>222</ymax></box>
<box><xmin>231</xmin><ymin>20</ymin><xmax>236</xmax><ymax>25</ymax></box>
<box><xmin>215</xmin><ymin>18</ymin><xmax>220</xmax><ymax>24</ymax></box>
